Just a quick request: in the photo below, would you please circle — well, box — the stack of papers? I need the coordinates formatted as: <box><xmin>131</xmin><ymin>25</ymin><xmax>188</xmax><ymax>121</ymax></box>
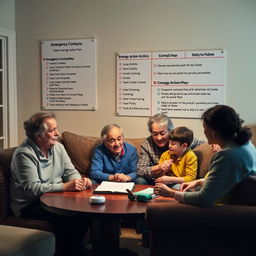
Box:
<box><xmin>93</xmin><ymin>181</ymin><xmax>135</xmax><ymax>194</ymax></box>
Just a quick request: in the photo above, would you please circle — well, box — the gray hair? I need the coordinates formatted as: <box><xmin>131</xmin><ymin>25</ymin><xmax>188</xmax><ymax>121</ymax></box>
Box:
<box><xmin>24</xmin><ymin>112</ymin><xmax>56</xmax><ymax>141</ymax></box>
<box><xmin>100</xmin><ymin>124</ymin><xmax>123</xmax><ymax>139</ymax></box>
<box><xmin>147</xmin><ymin>113</ymin><xmax>174</xmax><ymax>133</ymax></box>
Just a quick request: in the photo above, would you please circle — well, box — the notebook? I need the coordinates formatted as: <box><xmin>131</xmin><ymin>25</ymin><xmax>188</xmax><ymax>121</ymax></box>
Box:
<box><xmin>93</xmin><ymin>181</ymin><xmax>135</xmax><ymax>194</ymax></box>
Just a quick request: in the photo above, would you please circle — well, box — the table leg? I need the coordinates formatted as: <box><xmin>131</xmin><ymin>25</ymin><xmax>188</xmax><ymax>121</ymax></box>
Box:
<box><xmin>91</xmin><ymin>219</ymin><xmax>120</xmax><ymax>256</ymax></box>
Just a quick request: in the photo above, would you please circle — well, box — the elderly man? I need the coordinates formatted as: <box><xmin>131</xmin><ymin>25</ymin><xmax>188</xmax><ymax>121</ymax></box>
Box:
<box><xmin>90</xmin><ymin>124</ymin><xmax>138</xmax><ymax>183</ymax></box>
<box><xmin>137</xmin><ymin>113</ymin><xmax>203</xmax><ymax>185</ymax></box>
<box><xmin>10</xmin><ymin>112</ymin><xmax>92</xmax><ymax>256</ymax></box>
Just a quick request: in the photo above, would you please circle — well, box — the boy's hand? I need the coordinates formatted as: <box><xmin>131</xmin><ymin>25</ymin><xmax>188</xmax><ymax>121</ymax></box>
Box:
<box><xmin>151</xmin><ymin>159</ymin><xmax>172</xmax><ymax>177</ymax></box>
<box><xmin>157</xmin><ymin>159</ymin><xmax>172</xmax><ymax>173</ymax></box>
<box><xmin>155</xmin><ymin>175</ymin><xmax>173</xmax><ymax>184</ymax></box>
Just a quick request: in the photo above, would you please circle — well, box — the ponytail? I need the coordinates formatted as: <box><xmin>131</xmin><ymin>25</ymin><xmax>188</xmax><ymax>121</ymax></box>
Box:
<box><xmin>202</xmin><ymin>105</ymin><xmax>252</xmax><ymax>146</ymax></box>
<box><xmin>234</xmin><ymin>126</ymin><xmax>252</xmax><ymax>145</ymax></box>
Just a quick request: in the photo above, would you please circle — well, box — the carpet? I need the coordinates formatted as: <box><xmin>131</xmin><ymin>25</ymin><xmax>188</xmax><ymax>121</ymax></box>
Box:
<box><xmin>120</xmin><ymin>228</ymin><xmax>149</xmax><ymax>256</ymax></box>
<box><xmin>86</xmin><ymin>227</ymin><xmax>149</xmax><ymax>256</ymax></box>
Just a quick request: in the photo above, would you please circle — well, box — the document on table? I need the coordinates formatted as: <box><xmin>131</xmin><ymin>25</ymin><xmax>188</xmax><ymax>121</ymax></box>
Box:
<box><xmin>93</xmin><ymin>181</ymin><xmax>135</xmax><ymax>194</ymax></box>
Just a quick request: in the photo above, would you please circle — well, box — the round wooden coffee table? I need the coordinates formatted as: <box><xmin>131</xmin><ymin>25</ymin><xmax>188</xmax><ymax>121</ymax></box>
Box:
<box><xmin>41</xmin><ymin>184</ymin><xmax>174</xmax><ymax>255</ymax></box>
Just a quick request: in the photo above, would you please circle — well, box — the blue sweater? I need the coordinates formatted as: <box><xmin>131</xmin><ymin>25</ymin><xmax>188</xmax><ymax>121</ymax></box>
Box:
<box><xmin>90</xmin><ymin>142</ymin><xmax>138</xmax><ymax>182</ymax></box>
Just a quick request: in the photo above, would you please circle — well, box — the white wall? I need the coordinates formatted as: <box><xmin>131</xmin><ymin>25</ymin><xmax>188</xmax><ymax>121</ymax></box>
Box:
<box><xmin>15</xmin><ymin>0</ymin><xmax>256</xmax><ymax>143</ymax></box>
<box><xmin>0</xmin><ymin>0</ymin><xmax>15</xmax><ymax>30</ymax></box>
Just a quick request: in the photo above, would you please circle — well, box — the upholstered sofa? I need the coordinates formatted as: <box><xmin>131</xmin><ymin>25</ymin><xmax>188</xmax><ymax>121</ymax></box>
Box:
<box><xmin>146</xmin><ymin>125</ymin><xmax>256</xmax><ymax>256</ymax></box>
<box><xmin>0</xmin><ymin>128</ymin><xmax>255</xmax><ymax>255</ymax></box>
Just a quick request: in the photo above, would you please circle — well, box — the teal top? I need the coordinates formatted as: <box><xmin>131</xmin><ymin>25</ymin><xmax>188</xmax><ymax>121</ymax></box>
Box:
<box><xmin>10</xmin><ymin>138</ymin><xmax>81</xmax><ymax>216</ymax></box>
<box><xmin>184</xmin><ymin>141</ymin><xmax>256</xmax><ymax>206</ymax></box>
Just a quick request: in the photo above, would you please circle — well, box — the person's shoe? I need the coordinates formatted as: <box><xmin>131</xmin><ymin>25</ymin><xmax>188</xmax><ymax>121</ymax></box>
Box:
<box><xmin>141</xmin><ymin>232</ymin><xmax>150</xmax><ymax>248</ymax></box>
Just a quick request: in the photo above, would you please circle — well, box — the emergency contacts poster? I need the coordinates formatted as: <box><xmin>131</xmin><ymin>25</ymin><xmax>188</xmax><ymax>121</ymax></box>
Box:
<box><xmin>41</xmin><ymin>38</ymin><xmax>97</xmax><ymax>110</ymax></box>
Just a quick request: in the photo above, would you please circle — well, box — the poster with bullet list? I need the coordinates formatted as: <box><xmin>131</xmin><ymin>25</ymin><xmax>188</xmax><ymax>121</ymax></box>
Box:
<box><xmin>117</xmin><ymin>49</ymin><xmax>225</xmax><ymax>118</ymax></box>
<box><xmin>41</xmin><ymin>38</ymin><xmax>96</xmax><ymax>110</ymax></box>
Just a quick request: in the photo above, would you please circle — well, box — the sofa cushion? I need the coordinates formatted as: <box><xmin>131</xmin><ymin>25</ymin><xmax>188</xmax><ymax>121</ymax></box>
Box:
<box><xmin>0</xmin><ymin>147</ymin><xmax>18</xmax><ymax>220</ymax></box>
<box><xmin>62</xmin><ymin>131</ymin><xmax>102</xmax><ymax>176</ymax></box>
<box><xmin>247</xmin><ymin>124</ymin><xmax>256</xmax><ymax>146</ymax></box>
<box><xmin>0</xmin><ymin>147</ymin><xmax>17</xmax><ymax>174</ymax></box>
<box><xmin>193</xmin><ymin>143</ymin><xmax>215</xmax><ymax>178</ymax></box>
<box><xmin>123</xmin><ymin>138</ymin><xmax>145</xmax><ymax>153</ymax></box>
<box><xmin>0</xmin><ymin>225</ymin><xmax>55</xmax><ymax>256</ymax></box>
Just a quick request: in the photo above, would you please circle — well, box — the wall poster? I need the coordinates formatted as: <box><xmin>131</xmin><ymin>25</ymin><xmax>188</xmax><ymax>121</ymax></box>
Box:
<box><xmin>117</xmin><ymin>49</ymin><xmax>225</xmax><ymax>118</ymax></box>
<box><xmin>41</xmin><ymin>38</ymin><xmax>96</xmax><ymax>110</ymax></box>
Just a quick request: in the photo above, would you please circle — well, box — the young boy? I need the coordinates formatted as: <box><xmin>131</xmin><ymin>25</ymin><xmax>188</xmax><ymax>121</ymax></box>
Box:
<box><xmin>155</xmin><ymin>126</ymin><xmax>198</xmax><ymax>186</ymax></box>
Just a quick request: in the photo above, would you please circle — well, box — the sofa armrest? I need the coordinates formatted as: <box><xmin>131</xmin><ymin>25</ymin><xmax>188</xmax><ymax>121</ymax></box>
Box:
<box><xmin>146</xmin><ymin>202</ymin><xmax>256</xmax><ymax>233</ymax></box>
<box><xmin>147</xmin><ymin>203</ymin><xmax>256</xmax><ymax>256</ymax></box>
<box><xmin>6</xmin><ymin>216</ymin><xmax>56</xmax><ymax>234</ymax></box>
<box><xmin>0</xmin><ymin>166</ymin><xmax>10</xmax><ymax>222</ymax></box>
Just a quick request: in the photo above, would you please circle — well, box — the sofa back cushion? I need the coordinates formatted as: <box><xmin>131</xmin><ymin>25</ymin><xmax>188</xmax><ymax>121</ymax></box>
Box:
<box><xmin>123</xmin><ymin>138</ymin><xmax>145</xmax><ymax>153</ymax></box>
<box><xmin>0</xmin><ymin>147</ymin><xmax>17</xmax><ymax>221</ymax></box>
<box><xmin>193</xmin><ymin>143</ymin><xmax>215</xmax><ymax>178</ymax></box>
<box><xmin>248</xmin><ymin>125</ymin><xmax>256</xmax><ymax>146</ymax></box>
<box><xmin>0</xmin><ymin>147</ymin><xmax>16</xmax><ymax>173</ymax></box>
<box><xmin>62</xmin><ymin>132</ymin><xmax>101</xmax><ymax>177</ymax></box>
<box><xmin>229</xmin><ymin>175</ymin><xmax>256</xmax><ymax>205</ymax></box>
<box><xmin>62</xmin><ymin>131</ymin><xmax>144</xmax><ymax>177</ymax></box>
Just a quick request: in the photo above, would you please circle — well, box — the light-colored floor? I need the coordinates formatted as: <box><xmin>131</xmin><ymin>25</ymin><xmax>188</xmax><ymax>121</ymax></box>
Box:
<box><xmin>120</xmin><ymin>228</ymin><xmax>150</xmax><ymax>256</ymax></box>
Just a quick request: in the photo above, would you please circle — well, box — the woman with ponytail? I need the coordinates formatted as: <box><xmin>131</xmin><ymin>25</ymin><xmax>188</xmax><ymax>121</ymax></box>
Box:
<box><xmin>154</xmin><ymin>105</ymin><xmax>256</xmax><ymax>206</ymax></box>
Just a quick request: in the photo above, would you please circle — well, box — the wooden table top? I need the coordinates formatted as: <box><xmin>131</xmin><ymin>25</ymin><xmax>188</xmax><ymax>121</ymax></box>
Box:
<box><xmin>40</xmin><ymin>184</ymin><xmax>175</xmax><ymax>219</ymax></box>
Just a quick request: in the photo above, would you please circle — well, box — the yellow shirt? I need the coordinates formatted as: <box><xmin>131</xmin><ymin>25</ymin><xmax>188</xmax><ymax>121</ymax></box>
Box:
<box><xmin>159</xmin><ymin>149</ymin><xmax>197</xmax><ymax>182</ymax></box>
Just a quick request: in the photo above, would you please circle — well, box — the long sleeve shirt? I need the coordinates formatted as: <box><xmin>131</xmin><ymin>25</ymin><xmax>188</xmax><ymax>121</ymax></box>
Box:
<box><xmin>10</xmin><ymin>138</ymin><xmax>81</xmax><ymax>217</ymax></box>
<box><xmin>159</xmin><ymin>149</ymin><xmax>197</xmax><ymax>182</ymax></box>
<box><xmin>90</xmin><ymin>142</ymin><xmax>138</xmax><ymax>182</ymax></box>
<box><xmin>175</xmin><ymin>141</ymin><xmax>256</xmax><ymax>206</ymax></box>
<box><xmin>137</xmin><ymin>136</ymin><xmax>203</xmax><ymax>180</ymax></box>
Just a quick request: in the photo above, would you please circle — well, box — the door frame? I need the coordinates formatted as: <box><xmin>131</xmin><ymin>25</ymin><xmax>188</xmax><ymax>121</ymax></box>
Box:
<box><xmin>0</xmin><ymin>27</ymin><xmax>17</xmax><ymax>147</ymax></box>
